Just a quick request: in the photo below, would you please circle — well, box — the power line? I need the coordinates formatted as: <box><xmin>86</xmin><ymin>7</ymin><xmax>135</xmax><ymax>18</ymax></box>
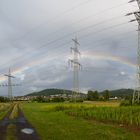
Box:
<box><xmin>11</xmin><ymin>0</ymin><xmax>128</xmax><ymax>43</ymax></box>
<box><xmin>29</xmin><ymin>30</ymin><xmax>137</xmax><ymax>72</ymax></box>
<box><xmin>0</xmin><ymin>15</ymin><xmax>131</xmax><ymax>71</ymax></box>
<box><xmin>0</xmin><ymin>20</ymin><xmax>136</xmax><ymax>77</ymax></box>
<box><xmin>35</xmin><ymin>15</ymin><xmax>126</xmax><ymax>44</ymax></box>
<box><xmin>10</xmin><ymin>31</ymin><xmax>137</xmax><ymax>82</ymax></box>
<box><xmin>12</xmin><ymin>0</ymin><xmax>94</xmax><ymax>41</ymax></box>
<box><xmin>0</xmin><ymin>1</ymin><xmax>130</xmax><ymax>69</ymax></box>
<box><xmin>81</xmin><ymin>30</ymin><xmax>137</xmax><ymax>50</ymax></box>
<box><xmin>0</xmin><ymin>2</ymin><xmax>136</xmax><ymax>75</ymax></box>
<box><xmin>6</xmin><ymin>32</ymin><xmax>137</xmax><ymax>94</ymax></box>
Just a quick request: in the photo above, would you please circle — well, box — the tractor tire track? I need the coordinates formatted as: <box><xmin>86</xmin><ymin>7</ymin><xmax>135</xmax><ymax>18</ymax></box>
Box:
<box><xmin>0</xmin><ymin>105</ymin><xmax>14</xmax><ymax>140</ymax></box>
<box><xmin>16</xmin><ymin>106</ymin><xmax>40</xmax><ymax>140</ymax></box>
<box><xmin>0</xmin><ymin>103</ymin><xmax>40</xmax><ymax>140</ymax></box>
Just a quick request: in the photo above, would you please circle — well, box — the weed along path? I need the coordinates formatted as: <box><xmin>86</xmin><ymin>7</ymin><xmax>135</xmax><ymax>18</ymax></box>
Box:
<box><xmin>0</xmin><ymin>103</ymin><xmax>40</xmax><ymax>140</ymax></box>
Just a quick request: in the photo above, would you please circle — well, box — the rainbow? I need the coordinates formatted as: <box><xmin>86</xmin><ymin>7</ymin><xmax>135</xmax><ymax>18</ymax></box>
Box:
<box><xmin>0</xmin><ymin>51</ymin><xmax>137</xmax><ymax>83</ymax></box>
<box><xmin>82</xmin><ymin>51</ymin><xmax>137</xmax><ymax>68</ymax></box>
<box><xmin>0</xmin><ymin>55</ymin><xmax>57</xmax><ymax>83</ymax></box>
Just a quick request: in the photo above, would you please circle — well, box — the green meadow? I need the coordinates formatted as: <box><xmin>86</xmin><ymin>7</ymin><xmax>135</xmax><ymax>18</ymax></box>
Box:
<box><xmin>21</xmin><ymin>102</ymin><xmax>140</xmax><ymax>140</ymax></box>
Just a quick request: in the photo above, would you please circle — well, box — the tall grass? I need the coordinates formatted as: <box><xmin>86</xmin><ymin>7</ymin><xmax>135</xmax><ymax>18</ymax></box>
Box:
<box><xmin>66</xmin><ymin>106</ymin><xmax>140</xmax><ymax>127</ymax></box>
<box><xmin>50</xmin><ymin>103</ymin><xmax>140</xmax><ymax>127</ymax></box>
<box><xmin>0</xmin><ymin>103</ymin><xmax>11</xmax><ymax>120</ymax></box>
<box><xmin>24</xmin><ymin>102</ymin><xmax>140</xmax><ymax>127</ymax></box>
<box><xmin>9</xmin><ymin>104</ymin><xmax>18</xmax><ymax>120</ymax></box>
<box><xmin>0</xmin><ymin>103</ymin><xmax>10</xmax><ymax>111</ymax></box>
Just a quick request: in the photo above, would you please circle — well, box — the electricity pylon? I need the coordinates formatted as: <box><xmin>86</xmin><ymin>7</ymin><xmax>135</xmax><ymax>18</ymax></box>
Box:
<box><xmin>68</xmin><ymin>37</ymin><xmax>82</xmax><ymax>101</ymax></box>
<box><xmin>0</xmin><ymin>68</ymin><xmax>20</xmax><ymax>101</ymax></box>
<box><xmin>4</xmin><ymin>68</ymin><xmax>15</xmax><ymax>100</ymax></box>
<box><xmin>127</xmin><ymin>0</ymin><xmax>140</xmax><ymax>104</ymax></box>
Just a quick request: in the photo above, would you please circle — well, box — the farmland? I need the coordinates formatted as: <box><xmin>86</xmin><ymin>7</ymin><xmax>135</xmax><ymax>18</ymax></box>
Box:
<box><xmin>21</xmin><ymin>102</ymin><xmax>140</xmax><ymax>140</ymax></box>
<box><xmin>0</xmin><ymin>101</ymin><xmax>139</xmax><ymax>140</ymax></box>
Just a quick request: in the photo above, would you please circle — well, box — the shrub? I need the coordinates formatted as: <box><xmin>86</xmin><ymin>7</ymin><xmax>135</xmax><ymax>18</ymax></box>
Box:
<box><xmin>120</xmin><ymin>100</ymin><xmax>132</xmax><ymax>106</ymax></box>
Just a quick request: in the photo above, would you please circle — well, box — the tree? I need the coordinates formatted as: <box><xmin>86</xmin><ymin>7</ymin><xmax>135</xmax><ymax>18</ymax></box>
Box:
<box><xmin>87</xmin><ymin>90</ymin><xmax>99</xmax><ymax>101</ymax></box>
<box><xmin>0</xmin><ymin>96</ymin><xmax>10</xmax><ymax>102</ymax></box>
<box><xmin>87</xmin><ymin>90</ymin><xmax>93</xmax><ymax>100</ymax></box>
<box><xmin>103</xmin><ymin>90</ymin><xmax>110</xmax><ymax>101</ymax></box>
<box><xmin>35</xmin><ymin>96</ymin><xmax>50</xmax><ymax>103</ymax></box>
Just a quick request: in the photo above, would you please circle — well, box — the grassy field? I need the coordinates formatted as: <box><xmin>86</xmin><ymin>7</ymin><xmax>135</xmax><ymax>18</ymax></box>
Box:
<box><xmin>21</xmin><ymin>102</ymin><xmax>140</xmax><ymax>140</ymax></box>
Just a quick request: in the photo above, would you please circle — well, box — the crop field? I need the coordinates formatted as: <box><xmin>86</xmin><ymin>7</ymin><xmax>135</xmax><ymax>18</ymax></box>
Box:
<box><xmin>66</xmin><ymin>106</ymin><xmax>140</xmax><ymax>127</ymax></box>
<box><xmin>21</xmin><ymin>102</ymin><xmax>140</xmax><ymax>140</ymax></box>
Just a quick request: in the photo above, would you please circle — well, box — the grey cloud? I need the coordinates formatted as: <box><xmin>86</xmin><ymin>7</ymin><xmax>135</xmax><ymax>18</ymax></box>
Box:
<box><xmin>0</xmin><ymin>0</ymin><xmax>138</xmax><ymax>96</ymax></box>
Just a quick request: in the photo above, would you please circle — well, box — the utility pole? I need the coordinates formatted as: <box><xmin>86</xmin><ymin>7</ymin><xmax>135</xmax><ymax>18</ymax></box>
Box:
<box><xmin>69</xmin><ymin>37</ymin><xmax>82</xmax><ymax>101</ymax></box>
<box><xmin>126</xmin><ymin>0</ymin><xmax>140</xmax><ymax>104</ymax></box>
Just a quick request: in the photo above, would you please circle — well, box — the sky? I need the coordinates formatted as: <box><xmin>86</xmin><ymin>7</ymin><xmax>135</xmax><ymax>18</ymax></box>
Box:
<box><xmin>0</xmin><ymin>0</ymin><xmax>139</xmax><ymax>96</ymax></box>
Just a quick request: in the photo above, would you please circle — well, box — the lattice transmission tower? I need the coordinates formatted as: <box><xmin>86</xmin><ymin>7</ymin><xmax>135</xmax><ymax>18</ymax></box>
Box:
<box><xmin>0</xmin><ymin>68</ymin><xmax>20</xmax><ymax>101</ymax></box>
<box><xmin>126</xmin><ymin>0</ymin><xmax>140</xmax><ymax>104</ymax></box>
<box><xmin>69</xmin><ymin>37</ymin><xmax>82</xmax><ymax>101</ymax></box>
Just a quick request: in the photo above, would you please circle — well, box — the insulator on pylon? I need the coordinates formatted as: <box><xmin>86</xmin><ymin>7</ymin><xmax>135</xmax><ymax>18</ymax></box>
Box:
<box><xmin>129</xmin><ymin>19</ymin><xmax>137</xmax><ymax>22</ymax></box>
<box><xmin>125</xmin><ymin>12</ymin><xmax>134</xmax><ymax>16</ymax></box>
<box><xmin>128</xmin><ymin>0</ymin><xmax>136</xmax><ymax>3</ymax></box>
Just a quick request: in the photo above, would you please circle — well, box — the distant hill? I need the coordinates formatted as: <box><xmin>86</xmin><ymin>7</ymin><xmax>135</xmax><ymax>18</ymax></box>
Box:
<box><xmin>26</xmin><ymin>89</ymin><xmax>76</xmax><ymax>96</ymax></box>
<box><xmin>100</xmin><ymin>89</ymin><xmax>134</xmax><ymax>97</ymax></box>
<box><xmin>25</xmin><ymin>88</ymin><xmax>134</xmax><ymax>97</ymax></box>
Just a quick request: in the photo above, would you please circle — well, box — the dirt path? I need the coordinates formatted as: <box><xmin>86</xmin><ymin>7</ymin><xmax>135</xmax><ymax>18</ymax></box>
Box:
<box><xmin>0</xmin><ymin>103</ymin><xmax>40</xmax><ymax>140</ymax></box>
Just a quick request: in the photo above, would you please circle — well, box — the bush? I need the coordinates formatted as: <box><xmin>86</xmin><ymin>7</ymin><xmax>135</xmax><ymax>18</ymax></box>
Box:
<box><xmin>120</xmin><ymin>100</ymin><xmax>132</xmax><ymax>106</ymax></box>
<box><xmin>34</xmin><ymin>96</ymin><xmax>50</xmax><ymax>103</ymax></box>
<box><xmin>51</xmin><ymin>97</ymin><xmax>65</xmax><ymax>102</ymax></box>
<box><xmin>87</xmin><ymin>90</ymin><xmax>99</xmax><ymax>101</ymax></box>
<box><xmin>0</xmin><ymin>96</ymin><xmax>10</xmax><ymax>102</ymax></box>
<box><xmin>69</xmin><ymin>98</ymin><xmax>84</xmax><ymax>103</ymax></box>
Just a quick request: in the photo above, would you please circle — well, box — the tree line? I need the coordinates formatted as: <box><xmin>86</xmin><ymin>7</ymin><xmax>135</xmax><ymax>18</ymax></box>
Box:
<box><xmin>87</xmin><ymin>90</ymin><xmax>110</xmax><ymax>101</ymax></box>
